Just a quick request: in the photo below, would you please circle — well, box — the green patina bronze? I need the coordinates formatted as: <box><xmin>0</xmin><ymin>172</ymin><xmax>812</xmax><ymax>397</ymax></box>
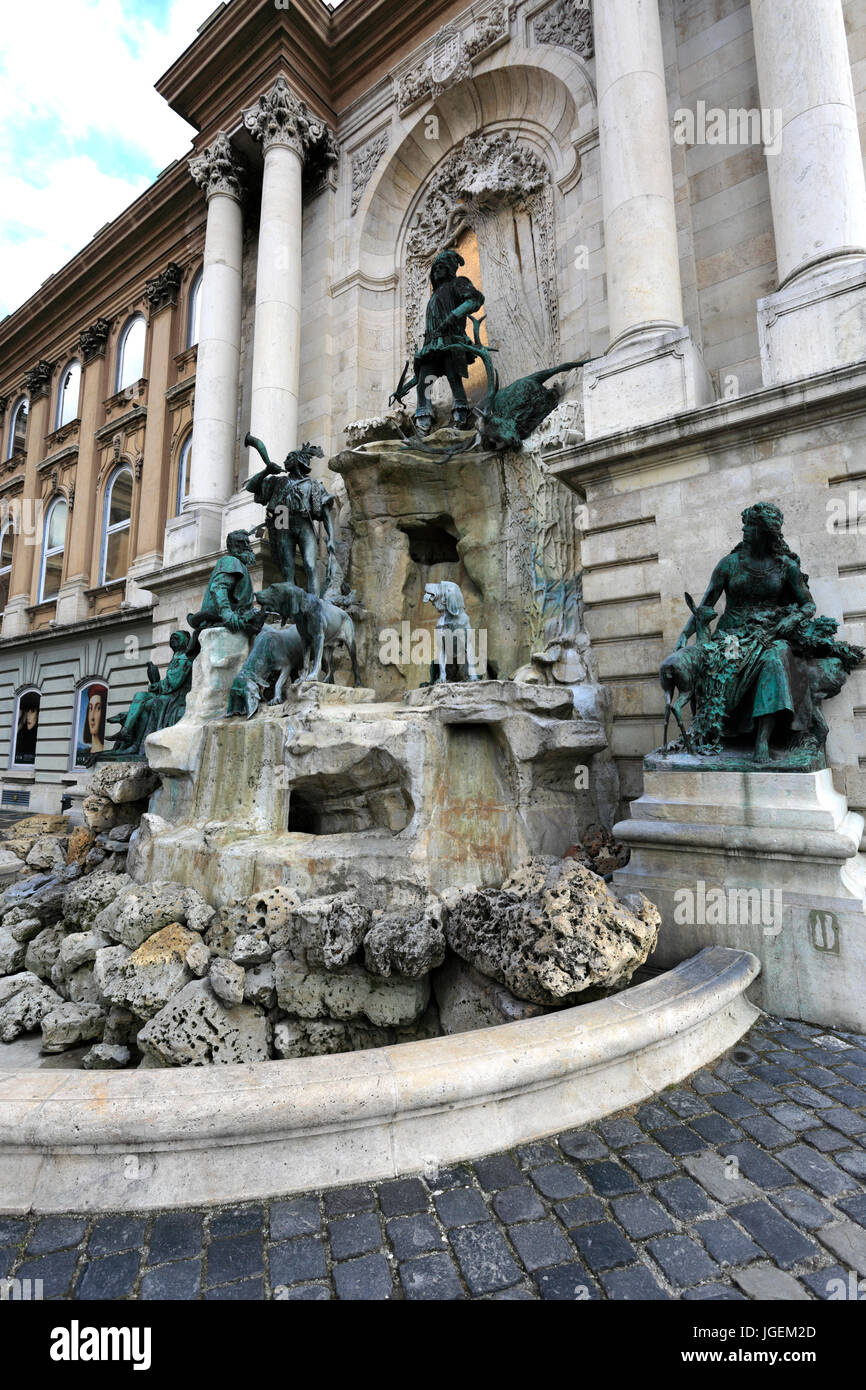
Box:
<box><xmin>651</xmin><ymin>502</ymin><xmax>863</xmax><ymax>771</ymax></box>
<box><xmin>94</xmin><ymin>630</ymin><xmax>196</xmax><ymax>764</ymax></box>
<box><xmin>186</xmin><ymin>530</ymin><xmax>266</xmax><ymax>639</ymax></box>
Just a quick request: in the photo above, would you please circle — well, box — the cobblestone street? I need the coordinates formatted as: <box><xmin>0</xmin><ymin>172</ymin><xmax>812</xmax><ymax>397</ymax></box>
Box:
<box><xmin>3</xmin><ymin>1013</ymin><xmax>866</xmax><ymax>1301</ymax></box>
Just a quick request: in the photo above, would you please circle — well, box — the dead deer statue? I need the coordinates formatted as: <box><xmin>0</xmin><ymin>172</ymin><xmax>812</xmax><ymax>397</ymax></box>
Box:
<box><xmin>659</xmin><ymin>593</ymin><xmax>718</xmax><ymax>752</ymax></box>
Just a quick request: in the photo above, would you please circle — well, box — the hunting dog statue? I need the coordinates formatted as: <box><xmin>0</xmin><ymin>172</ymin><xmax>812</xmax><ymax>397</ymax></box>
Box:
<box><xmin>423</xmin><ymin>581</ymin><xmax>482</xmax><ymax>683</ymax></box>
<box><xmin>226</xmin><ymin>623</ymin><xmax>305</xmax><ymax>718</ymax></box>
<box><xmin>257</xmin><ymin>582</ymin><xmax>361</xmax><ymax>687</ymax></box>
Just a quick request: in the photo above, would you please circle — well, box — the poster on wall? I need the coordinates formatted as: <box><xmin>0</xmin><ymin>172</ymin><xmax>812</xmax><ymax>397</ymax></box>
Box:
<box><xmin>11</xmin><ymin>689</ymin><xmax>40</xmax><ymax>767</ymax></box>
<box><xmin>73</xmin><ymin>682</ymin><xmax>108</xmax><ymax>768</ymax></box>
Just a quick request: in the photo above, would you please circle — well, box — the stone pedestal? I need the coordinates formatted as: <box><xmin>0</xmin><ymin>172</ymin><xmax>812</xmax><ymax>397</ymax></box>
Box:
<box><xmin>582</xmin><ymin>327</ymin><xmax>714</xmax><ymax>439</ymax></box>
<box><xmin>757</xmin><ymin>259</ymin><xmax>866</xmax><ymax>386</ymax></box>
<box><xmin>613</xmin><ymin>768</ymin><xmax>866</xmax><ymax>1032</ymax></box>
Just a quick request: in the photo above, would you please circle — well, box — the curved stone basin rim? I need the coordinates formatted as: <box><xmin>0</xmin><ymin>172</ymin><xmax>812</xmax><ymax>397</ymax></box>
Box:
<box><xmin>0</xmin><ymin>946</ymin><xmax>760</xmax><ymax>1214</ymax></box>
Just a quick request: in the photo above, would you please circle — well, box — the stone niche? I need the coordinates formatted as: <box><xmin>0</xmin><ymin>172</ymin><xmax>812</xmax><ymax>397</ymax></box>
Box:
<box><xmin>332</xmin><ymin>434</ymin><xmax>596</xmax><ymax>701</ymax></box>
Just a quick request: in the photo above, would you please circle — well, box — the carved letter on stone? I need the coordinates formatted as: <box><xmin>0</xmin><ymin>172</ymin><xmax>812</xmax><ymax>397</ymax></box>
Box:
<box><xmin>534</xmin><ymin>0</ymin><xmax>594</xmax><ymax>58</ymax></box>
<box><xmin>351</xmin><ymin>133</ymin><xmax>389</xmax><ymax>214</ymax></box>
<box><xmin>189</xmin><ymin>131</ymin><xmax>246</xmax><ymax>201</ymax></box>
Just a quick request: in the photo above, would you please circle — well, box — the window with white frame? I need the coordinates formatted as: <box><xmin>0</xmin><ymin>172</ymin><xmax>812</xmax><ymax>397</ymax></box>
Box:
<box><xmin>176</xmin><ymin>434</ymin><xmax>192</xmax><ymax>515</ymax></box>
<box><xmin>0</xmin><ymin>524</ymin><xmax>13</xmax><ymax>611</ymax></box>
<box><xmin>38</xmin><ymin>496</ymin><xmax>68</xmax><ymax>602</ymax></box>
<box><xmin>6</xmin><ymin>397</ymin><xmax>27</xmax><ymax>459</ymax></box>
<box><xmin>116</xmin><ymin>315</ymin><xmax>145</xmax><ymax>392</ymax></box>
<box><xmin>187</xmin><ymin>270</ymin><xmax>202</xmax><ymax>348</ymax></box>
<box><xmin>55</xmin><ymin>360</ymin><xmax>81</xmax><ymax>429</ymax></box>
<box><xmin>100</xmin><ymin>465</ymin><xmax>132</xmax><ymax>584</ymax></box>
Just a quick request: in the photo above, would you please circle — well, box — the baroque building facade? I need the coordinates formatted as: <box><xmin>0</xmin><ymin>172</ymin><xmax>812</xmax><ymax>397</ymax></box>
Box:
<box><xmin>0</xmin><ymin>0</ymin><xmax>864</xmax><ymax>833</ymax></box>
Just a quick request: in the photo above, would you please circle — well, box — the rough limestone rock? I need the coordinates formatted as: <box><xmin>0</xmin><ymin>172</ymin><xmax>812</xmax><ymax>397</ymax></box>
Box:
<box><xmin>83</xmin><ymin>1043</ymin><xmax>130</xmax><ymax>1070</ymax></box>
<box><xmin>40</xmin><ymin>1001</ymin><xmax>105</xmax><ymax>1052</ymax></box>
<box><xmin>0</xmin><ymin>927</ymin><xmax>26</xmax><ymax>975</ymax></box>
<box><xmin>209</xmin><ymin>957</ymin><xmax>245</xmax><ymax>1007</ymax></box>
<box><xmin>433</xmin><ymin>953</ymin><xmax>552</xmax><ymax>1034</ymax></box>
<box><xmin>230</xmin><ymin>933</ymin><xmax>271</xmax><ymax>967</ymax></box>
<box><xmin>136</xmin><ymin>980</ymin><xmax>270</xmax><ymax>1066</ymax></box>
<box><xmin>88</xmin><ymin>761</ymin><xmax>160</xmax><ymax>806</ymax></box>
<box><xmin>274</xmin><ymin>953</ymin><xmax>429</xmax><ymax>1028</ymax></box>
<box><xmin>24</xmin><ymin>927</ymin><xmax>65</xmax><ymax>980</ymax></box>
<box><xmin>244</xmin><ymin>885</ymin><xmax>301</xmax><ymax>943</ymax></box>
<box><xmin>57</xmin><ymin>931</ymin><xmax>110</xmax><ymax>977</ymax></box>
<box><xmin>0</xmin><ymin>971</ymin><xmax>43</xmax><ymax>1006</ymax></box>
<box><xmin>66</xmin><ymin>827</ymin><xmax>97</xmax><ymax>867</ymax></box>
<box><xmin>64</xmin><ymin>964</ymin><xmax>102</xmax><ymax>1006</ymax></box>
<box><xmin>0</xmin><ymin>848</ymin><xmax>25</xmax><ymax>879</ymax></box>
<box><xmin>94</xmin><ymin>944</ymin><xmax>133</xmax><ymax>1003</ymax></box>
<box><xmin>243</xmin><ymin>962</ymin><xmax>276</xmax><ymax>1009</ymax></box>
<box><xmin>0</xmin><ymin>873</ymin><xmax>54</xmax><ymax>912</ymax></box>
<box><xmin>26</xmin><ymin>836</ymin><xmax>67</xmax><ymax>872</ymax></box>
<box><xmin>444</xmin><ymin>857</ymin><xmax>660</xmax><ymax>1006</ymax></box>
<box><xmin>364</xmin><ymin>909</ymin><xmax>446</xmax><ymax>979</ymax></box>
<box><xmin>109</xmin><ymin>924</ymin><xmax>197</xmax><ymax>1019</ymax></box>
<box><xmin>82</xmin><ymin>795</ymin><xmax>145</xmax><ymax>833</ymax></box>
<box><xmin>96</xmin><ymin>881</ymin><xmax>216</xmax><ymax>950</ymax></box>
<box><xmin>103</xmin><ymin>1005</ymin><xmax>135</xmax><ymax>1046</ymax></box>
<box><xmin>10</xmin><ymin>917</ymin><xmax>43</xmax><ymax>944</ymax></box>
<box><xmin>62</xmin><ymin>870</ymin><xmax>133</xmax><ymax>930</ymax></box>
<box><xmin>1</xmin><ymin>816</ymin><xmax>69</xmax><ymax>863</ymax></box>
<box><xmin>280</xmin><ymin>895</ymin><xmax>371</xmax><ymax>971</ymax></box>
<box><xmin>0</xmin><ymin>979</ymin><xmax>63</xmax><ymax>1041</ymax></box>
<box><xmin>13</xmin><ymin>879</ymin><xmax>67</xmax><ymax>927</ymax></box>
<box><xmin>185</xmin><ymin>939</ymin><xmax>211</xmax><ymax>978</ymax></box>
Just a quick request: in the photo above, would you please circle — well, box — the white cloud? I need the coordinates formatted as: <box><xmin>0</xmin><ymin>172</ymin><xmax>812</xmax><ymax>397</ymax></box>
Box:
<box><xmin>0</xmin><ymin>0</ymin><xmax>210</xmax><ymax>317</ymax></box>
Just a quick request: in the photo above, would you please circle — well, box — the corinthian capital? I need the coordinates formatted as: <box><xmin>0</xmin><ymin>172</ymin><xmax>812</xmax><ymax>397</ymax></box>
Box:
<box><xmin>243</xmin><ymin>74</ymin><xmax>337</xmax><ymax>165</ymax></box>
<box><xmin>24</xmin><ymin>360</ymin><xmax>55</xmax><ymax>398</ymax></box>
<box><xmin>146</xmin><ymin>262</ymin><xmax>183</xmax><ymax>314</ymax></box>
<box><xmin>79</xmin><ymin>317</ymin><xmax>112</xmax><ymax>363</ymax></box>
<box><xmin>189</xmin><ymin>132</ymin><xmax>246</xmax><ymax>201</ymax></box>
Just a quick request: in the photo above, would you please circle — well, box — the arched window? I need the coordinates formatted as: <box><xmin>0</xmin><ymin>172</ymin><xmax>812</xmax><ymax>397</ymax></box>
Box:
<box><xmin>116</xmin><ymin>315</ymin><xmax>145</xmax><ymax>392</ymax></box>
<box><xmin>10</xmin><ymin>687</ymin><xmax>41</xmax><ymax>768</ymax></box>
<box><xmin>6</xmin><ymin>397</ymin><xmax>27</xmax><ymax>459</ymax></box>
<box><xmin>55</xmin><ymin>360</ymin><xmax>81</xmax><ymax>429</ymax></box>
<box><xmin>99</xmin><ymin>465</ymin><xmax>132</xmax><ymax>584</ymax></box>
<box><xmin>38</xmin><ymin>496</ymin><xmax>68</xmax><ymax>602</ymax></box>
<box><xmin>176</xmin><ymin>434</ymin><xmax>192</xmax><ymax>515</ymax></box>
<box><xmin>0</xmin><ymin>524</ymin><xmax>13</xmax><ymax>610</ymax></box>
<box><xmin>71</xmin><ymin>679</ymin><xmax>109</xmax><ymax>768</ymax></box>
<box><xmin>187</xmin><ymin>269</ymin><xmax>202</xmax><ymax>348</ymax></box>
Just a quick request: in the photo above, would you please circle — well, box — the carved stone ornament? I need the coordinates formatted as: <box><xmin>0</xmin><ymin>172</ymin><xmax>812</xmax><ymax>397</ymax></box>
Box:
<box><xmin>534</xmin><ymin>0</ymin><xmax>594</xmax><ymax>58</ymax></box>
<box><xmin>23</xmin><ymin>360</ymin><xmax>55</xmax><ymax>399</ymax></box>
<box><xmin>404</xmin><ymin>131</ymin><xmax>560</xmax><ymax>379</ymax></box>
<box><xmin>145</xmin><ymin>262</ymin><xmax>183</xmax><ymax>314</ymax></box>
<box><xmin>79</xmin><ymin>317</ymin><xmax>112</xmax><ymax>364</ymax></box>
<box><xmin>395</xmin><ymin>3</ymin><xmax>511</xmax><ymax>114</ymax></box>
<box><xmin>0</xmin><ymin>396</ymin><xmax>7</xmax><ymax>419</ymax></box>
<box><xmin>243</xmin><ymin>75</ymin><xmax>337</xmax><ymax>167</ymax></box>
<box><xmin>189</xmin><ymin>131</ymin><xmax>246</xmax><ymax>201</ymax></box>
<box><xmin>351</xmin><ymin>132</ymin><xmax>390</xmax><ymax>214</ymax></box>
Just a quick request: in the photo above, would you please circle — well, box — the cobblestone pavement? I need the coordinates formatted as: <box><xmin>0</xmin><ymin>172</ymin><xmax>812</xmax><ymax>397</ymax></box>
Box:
<box><xmin>3</xmin><ymin>1014</ymin><xmax>866</xmax><ymax>1301</ymax></box>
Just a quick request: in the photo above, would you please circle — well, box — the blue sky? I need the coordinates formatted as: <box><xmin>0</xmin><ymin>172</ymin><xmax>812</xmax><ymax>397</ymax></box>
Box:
<box><xmin>0</xmin><ymin>0</ymin><xmax>212</xmax><ymax>318</ymax></box>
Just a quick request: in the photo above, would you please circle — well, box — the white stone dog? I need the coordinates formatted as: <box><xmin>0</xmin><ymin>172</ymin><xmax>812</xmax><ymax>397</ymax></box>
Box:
<box><xmin>423</xmin><ymin>581</ymin><xmax>482</xmax><ymax>683</ymax></box>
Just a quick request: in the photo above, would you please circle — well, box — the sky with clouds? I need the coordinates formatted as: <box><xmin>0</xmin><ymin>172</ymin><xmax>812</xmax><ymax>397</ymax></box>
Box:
<box><xmin>0</xmin><ymin>0</ymin><xmax>228</xmax><ymax>320</ymax></box>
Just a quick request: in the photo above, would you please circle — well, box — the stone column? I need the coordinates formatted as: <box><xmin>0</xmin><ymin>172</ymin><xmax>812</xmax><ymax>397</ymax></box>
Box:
<box><xmin>582</xmin><ymin>0</ymin><xmax>712</xmax><ymax>436</ymax></box>
<box><xmin>163</xmin><ymin>133</ymin><xmax>245</xmax><ymax>566</ymax></box>
<box><xmin>752</xmin><ymin>0</ymin><xmax>866</xmax><ymax>384</ymax></box>
<box><xmin>59</xmin><ymin>319</ymin><xmax>110</xmax><ymax>620</ymax></box>
<box><xmin>130</xmin><ymin>264</ymin><xmax>181</xmax><ymax>599</ymax></box>
<box><xmin>1</xmin><ymin>361</ymin><xmax>53</xmax><ymax>638</ymax></box>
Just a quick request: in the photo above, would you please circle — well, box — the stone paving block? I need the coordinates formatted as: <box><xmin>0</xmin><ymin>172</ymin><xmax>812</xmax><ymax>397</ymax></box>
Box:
<box><xmin>434</xmin><ymin>1188</ymin><xmax>490</xmax><ymax>1227</ymax></box>
<box><xmin>209</xmin><ymin>1205</ymin><xmax>262</xmax><ymax>1240</ymax></box>
<box><xmin>148</xmin><ymin>1212</ymin><xmax>204</xmax><ymax>1265</ymax></box>
<box><xmin>732</xmin><ymin>1079</ymin><xmax>784</xmax><ymax>1106</ymax></box>
<box><xmin>838</xmin><ymin>1194</ymin><xmax>866</xmax><ymax>1228</ymax></box>
<box><xmin>75</xmin><ymin>1251</ymin><xmax>140</xmax><ymax>1300</ymax></box>
<box><xmin>378</xmin><ymin>1178</ymin><xmax>428</xmax><ymax>1216</ymax></box>
<box><xmin>767</xmin><ymin>1103</ymin><xmax>821</xmax><ymax>1132</ymax></box>
<box><xmin>557</xmin><ymin>1129</ymin><xmax>609</xmax><ymax>1160</ymax></box>
<box><xmin>823</xmin><ymin>1107</ymin><xmax>866</xmax><ymax>1137</ymax></box>
<box><xmin>664</xmin><ymin>1089</ymin><xmax>710</xmax><ymax>1119</ymax></box>
<box><xmin>732</xmin><ymin>1266</ymin><xmax>810</xmax><ymax>1300</ymax></box>
<box><xmin>835</xmin><ymin>1149</ymin><xmax>866</xmax><ymax>1180</ymax></box>
<box><xmin>386</xmin><ymin>1214</ymin><xmax>444</xmax><ymax>1259</ymax></box>
<box><xmin>801</xmin><ymin>1125</ymin><xmax>848</xmax><ymax>1152</ymax></box>
<box><xmin>204</xmin><ymin>1278</ymin><xmax>264</xmax><ymax>1300</ymax></box>
<box><xmin>655</xmin><ymin>1176</ymin><xmax>713</xmax><ymax>1220</ymax></box>
<box><xmin>690</xmin><ymin>1070</ymin><xmax>728</xmax><ymax>1095</ymax></box>
<box><xmin>654</xmin><ymin>1125</ymin><xmax>705</xmax><ymax>1156</ymax></box>
<box><xmin>399</xmin><ymin>1252</ymin><xmax>465</xmax><ymax>1300</ymax></box>
<box><xmin>516</xmin><ymin>1141</ymin><xmax>560</xmax><ymax>1168</ymax></box>
<box><xmin>269</xmin><ymin>1198</ymin><xmax>321</xmax><ymax>1241</ymax></box>
<box><xmin>823</xmin><ymin>1084</ymin><xmax>866</xmax><ymax>1108</ymax></box>
<box><xmin>693</xmin><ymin>1218</ymin><xmax>762</xmax><ymax>1266</ymax></box>
<box><xmin>681</xmin><ymin>1284</ymin><xmax>747</xmax><ymax>1300</ymax></box>
<box><xmin>770</xmin><ymin>1186</ymin><xmax>833</xmax><ymax>1230</ymax></box>
<box><xmin>0</xmin><ymin>1218</ymin><xmax>27</xmax><ymax>1246</ymax></box>
<box><xmin>87</xmin><ymin>1217</ymin><xmax>147</xmax><ymax>1259</ymax></box>
<box><xmin>633</xmin><ymin>1101</ymin><xmax>676</xmax><ymax>1130</ymax></box>
<box><xmin>16</xmin><ymin>1250</ymin><xmax>79</xmax><ymax>1299</ymax></box>
<box><xmin>601</xmin><ymin>1266</ymin><xmax>670</xmax><ymax>1299</ymax></box>
<box><xmin>750</xmin><ymin>1063</ymin><xmax>798</xmax><ymax>1085</ymax></box>
<box><xmin>647</xmin><ymin>1234</ymin><xmax>720</xmax><ymax>1288</ymax></box>
<box><xmin>708</xmin><ymin>1092</ymin><xmax>758</xmax><ymax>1120</ymax></box>
<box><xmin>818</xmin><ymin>1219</ymin><xmax>866</xmax><ymax>1276</ymax></box>
<box><xmin>268</xmin><ymin>1236</ymin><xmax>327</xmax><ymax>1286</ymax></box>
<box><xmin>554</xmin><ymin>1197</ymin><xmax>606</xmax><ymax>1228</ymax></box>
<box><xmin>492</xmin><ymin>1186</ymin><xmax>546</xmax><ymax>1225</ymax></box>
<box><xmin>690</xmin><ymin>1112</ymin><xmax>743</xmax><ymax>1145</ymax></box>
<box><xmin>534</xmin><ymin>1261</ymin><xmax>600</xmax><ymax>1300</ymax></box>
<box><xmin>783</xmin><ymin>1083</ymin><xmax>833</xmax><ymax>1110</ymax></box>
<box><xmin>801</xmin><ymin>1265</ymin><xmax>854</xmax><ymax>1300</ymax></box>
<box><xmin>777</xmin><ymin>1144</ymin><xmax>857</xmax><ymax>1197</ymax></box>
<box><xmin>725</xmin><ymin>1141</ymin><xmax>791</xmax><ymax>1189</ymax></box>
<box><xmin>27</xmin><ymin>1217</ymin><xmax>87</xmax><ymax>1255</ymax></box>
<box><xmin>730</xmin><ymin>1200</ymin><xmax>817</xmax><ymax>1268</ymax></box>
<box><xmin>449</xmin><ymin>1224</ymin><xmax>521</xmax><ymax>1295</ymax></box>
<box><xmin>333</xmin><ymin>1253</ymin><xmax>393</xmax><ymax>1300</ymax></box>
<box><xmin>737</xmin><ymin>1113</ymin><xmax>795</xmax><ymax>1148</ymax></box>
<box><xmin>205</xmin><ymin>1233</ymin><xmax>264</xmax><ymax>1286</ymax></box>
<box><xmin>428</xmin><ymin>1164</ymin><xmax>472</xmax><ymax>1190</ymax></box>
<box><xmin>508</xmin><ymin>1219</ymin><xmax>573</xmax><ymax>1271</ymax></box>
<box><xmin>570</xmin><ymin>1221</ymin><xmax>636</xmax><ymax>1272</ymax></box>
<box><xmin>276</xmin><ymin>1283</ymin><xmax>331</xmax><ymax>1300</ymax></box>
<box><xmin>488</xmin><ymin>1284</ymin><xmax>535</xmax><ymax>1299</ymax></box>
<box><xmin>0</xmin><ymin>1249</ymin><xmax>16</xmax><ymax>1278</ymax></box>
<box><xmin>682</xmin><ymin>1151</ymin><xmax>759</xmax><ymax>1204</ymax></box>
<box><xmin>140</xmin><ymin>1258</ymin><xmax>202</xmax><ymax>1300</ymax></box>
<box><xmin>611</xmin><ymin>1194</ymin><xmax>676</xmax><ymax>1239</ymax></box>
<box><xmin>328</xmin><ymin>1212</ymin><xmax>382</xmax><ymax>1260</ymax></box>
<box><xmin>598</xmin><ymin>1116</ymin><xmax>645</xmax><ymax>1146</ymax></box>
<box><xmin>584</xmin><ymin>1160</ymin><xmax>639</xmax><ymax>1196</ymax></box>
<box><xmin>323</xmin><ymin>1185</ymin><xmax>375</xmax><ymax>1217</ymax></box>
<box><xmin>790</xmin><ymin>1065</ymin><xmax>840</xmax><ymax>1089</ymax></box>
<box><xmin>529</xmin><ymin>1164</ymin><xmax>586</xmax><ymax>1200</ymax></box>
<box><xmin>621</xmin><ymin>1143</ymin><xmax>677</xmax><ymax>1180</ymax></box>
<box><xmin>473</xmin><ymin>1154</ymin><xmax>522</xmax><ymax>1191</ymax></box>
<box><xmin>714</xmin><ymin>1059</ymin><xmax>748</xmax><ymax>1083</ymax></box>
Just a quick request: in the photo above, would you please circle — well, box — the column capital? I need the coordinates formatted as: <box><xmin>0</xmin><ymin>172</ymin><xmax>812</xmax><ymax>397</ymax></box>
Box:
<box><xmin>243</xmin><ymin>74</ymin><xmax>338</xmax><ymax>165</ymax></box>
<box><xmin>23</xmin><ymin>359</ymin><xmax>55</xmax><ymax>398</ymax></box>
<box><xmin>146</xmin><ymin>262</ymin><xmax>183</xmax><ymax>315</ymax></box>
<box><xmin>189</xmin><ymin>131</ymin><xmax>246</xmax><ymax>201</ymax></box>
<box><xmin>0</xmin><ymin>395</ymin><xmax>7</xmax><ymax>419</ymax></box>
<box><xmin>79</xmin><ymin>317</ymin><xmax>112</xmax><ymax>364</ymax></box>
